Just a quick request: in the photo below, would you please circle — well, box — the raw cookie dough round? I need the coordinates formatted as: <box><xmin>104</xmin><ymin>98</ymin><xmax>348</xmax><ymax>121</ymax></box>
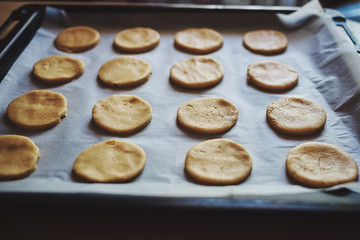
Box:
<box><xmin>170</xmin><ymin>56</ymin><xmax>224</xmax><ymax>89</ymax></box>
<box><xmin>286</xmin><ymin>142</ymin><xmax>358</xmax><ymax>188</ymax></box>
<box><xmin>243</xmin><ymin>30</ymin><xmax>288</xmax><ymax>54</ymax></box>
<box><xmin>98</xmin><ymin>56</ymin><xmax>151</xmax><ymax>88</ymax></box>
<box><xmin>33</xmin><ymin>55</ymin><xmax>85</xmax><ymax>84</ymax></box>
<box><xmin>0</xmin><ymin>135</ymin><xmax>40</xmax><ymax>180</ymax></box>
<box><xmin>7</xmin><ymin>90</ymin><xmax>68</xmax><ymax>131</ymax></box>
<box><xmin>54</xmin><ymin>26</ymin><xmax>100</xmax><ymax>53</ymax></box>
<box><xmin>177</xmin><ymin>97</ymin><xmax>238</xmax><ymax>134</ymax></box>
<box><xmin>113</xmin><ymin>27</ymin><xmax>160</xmax><ymax>53</ymax></box>
<box><xmin>247</xmin><ymin>60</ymin><xmax>298</xmax><ymax>91</ymax></box>
<box><xmin>92</xmin><ymin>94</ymin><xmax>152</xmax><ymax>135</ymax></box>
<box><xmin>266</xmin><ymin>97</ymin><xmax>326</xmax><ymax>135</ymax></box>
<box><xmin>185</xmin><ymin>139</ymin><xmax>252</xmax><ymax>185</ymax></box>
<box><xmin>73</xmin><ymin>139</ymin><xmax>146</xmax><ymax>183</ymax></box>
<box><xmin>174</xmin><ymin>28</ymin><xmax>223</xmax><ymax>54</ymax></box>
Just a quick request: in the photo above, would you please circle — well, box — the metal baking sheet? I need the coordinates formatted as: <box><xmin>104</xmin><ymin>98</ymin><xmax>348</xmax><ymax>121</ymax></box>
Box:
<box><xmin>0</xmin><ymin>1</ymin><xmax>359</xmax><ymax>212</ymax></box>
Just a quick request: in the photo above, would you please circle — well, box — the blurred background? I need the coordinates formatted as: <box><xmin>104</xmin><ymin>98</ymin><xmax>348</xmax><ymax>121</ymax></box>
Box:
<box><xmin>1</xmin><ymin>1</ymin><xmax>360</xmax><ymax>22</ymax></box>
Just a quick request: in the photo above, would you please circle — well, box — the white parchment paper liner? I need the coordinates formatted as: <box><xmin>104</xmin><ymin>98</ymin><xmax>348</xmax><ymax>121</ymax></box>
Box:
<box><xmin>0</xmin><ymin>0</ymin><xmax>359</xmax><ymax>197</ymax></box>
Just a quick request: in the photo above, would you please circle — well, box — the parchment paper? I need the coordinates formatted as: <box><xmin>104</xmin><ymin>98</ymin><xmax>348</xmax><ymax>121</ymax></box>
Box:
<box><xmin>0</xmin><ymin>0</ymin><xmax>359</xmax><ymax>197</ymax></box>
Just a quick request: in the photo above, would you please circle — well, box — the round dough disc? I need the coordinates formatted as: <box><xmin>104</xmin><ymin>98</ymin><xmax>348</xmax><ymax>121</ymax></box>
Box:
<box><xmin>243</xmin><ymin>30</ymin><xmax>288</xmax><ymax>54</ymax></box>
<box><xmin>33</xmin><ymin>55</ymin><xmax>85</xmax><ymax>84</ymax></box>
<box><xmin>0</xmin><ymin>135</ymin><xmax>40</xmax><ymax>180</ymax></box>
<box><xmin>92</xmin><ymin>94</ymin><xmax>152</xmax><ymax>135</ymax></box>
<box><xmin>54</xmin><ymin>26</ymin><xmax>100</xmax><ymax>53</ymax></box>
<box><xmin>174</xmin><ymin>28</ymin><xmax>223</xmax><ymax>54</ymax></box>
<box><xmin>114</xmin><ymin>27</ymin><xmax>160</xmax><ymax>53</ymax></box>
<box><xmin>98</xmin><ymin>56</ymin><xmax>151</xmax><ymax>88</ymax></box>
<box><xmin>185</xmin><ymin>139</ymin><xmax>252</xmax><ymax>185</ymax></box>
<box><xmin>170</xmin><ymin>56</ymin><xmax>224</xmax><ymax>89</ymax></box>
<box><xmin>73</xmin><ymin>139</ymin><xmax>146</xmax><ymax>183</ymax></box>
<box><xmin>247</xmin><ymin>60</ymin><xmax>298</xmax><ymax>91</ymax></box>
<box><xmin>177</xmin><ymin>97</ymin><xmax>238</xmax><ymax>134</ymax></box>
<box><xmin>266</xmin><ymin>97</ymin><xmax>326</xmax><ymax>135</ymax></box>
<box><xmin>7</xmin><ymin>90</ymin><xmax>68</xmax><ymax>131</ymax></box>
<box><xmin>286</xmin><ymin>142</ymin><xmax>358</xmax><ymax>188</ymax></box>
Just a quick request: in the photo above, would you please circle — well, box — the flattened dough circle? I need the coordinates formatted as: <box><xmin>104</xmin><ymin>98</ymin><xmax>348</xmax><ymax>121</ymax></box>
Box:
<box><xmin>98</xmin><ymin>56</ymin><xmax>151</xmax><ymax>88</ymax></box>
<box><xmin>92</xmin><ymin>94</ymin><xmax>152</xmax><ymax>134</ymax></box>
<box><xmin>114</xmin><ymin>27</ymin><xmax>160</xmax><ymax>53</ymax></box>
<box><xmin>6</xmin><ymin>90</ymin><xmax>68</xmax><ymax>131</ymax></box>
<box><xmin>185</xmin><ymin>139</ymin><xmax>252</xmax><ymax>185</ymax></box>
<box><xmin>73</xmin><ymin>139</ymin><xmax>146</xmax><ymax>183</ymax></box>
<box><xmin>286</xmin><ymin>142</ymin><xmax>358</xmax><ymax>188</ymax></box>
<box><xmin>33</xmin><ymin>55</ymin><xmax>85</xmax><ymax>84</ymax></box>
<box><xmin>247</xmin><ymin>60</ymin><xmax>298</xmax><ymax>91</ymax></box>
<box><xmin>177</xmin><ymin>97</ymin><xmax>238</xmax><ymax>134</ymax></box>
<box><xmin>170</xmin><ymin>56</ymin><xmax>224</xmax><ymax>89</ymax></box>
<box><xmin>0</xmin><ymin>135</ymin><xmax>40</xmax><ymax>180</ymax></box>
<box><xmin>54</xmin><ymin>26</ymin><xmax>100</xmax><ymax>53</ymax></box>
<box><xmin>243</xmin><ymin>30</ymin><xmax>288</xmax><ymax>54</ymax></box>
<box><xmin>174</xmin><ymin>28</ymin><xmax>223</xmax><ymax>54</ymax></box>
<box><xmin>266</xmin><ymin>97</ymin><xmax>326</xmax><ymax>135</ymax></box>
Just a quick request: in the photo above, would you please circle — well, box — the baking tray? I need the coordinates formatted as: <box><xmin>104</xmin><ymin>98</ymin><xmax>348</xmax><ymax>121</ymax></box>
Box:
<box><xmin>0</xmin><ymin>3</ymin><xmax>360</xmax><ymax>214</ymax></box>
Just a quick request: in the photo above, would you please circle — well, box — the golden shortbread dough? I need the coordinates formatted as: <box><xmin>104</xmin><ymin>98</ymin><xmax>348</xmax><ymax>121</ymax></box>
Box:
<box><xmin>286</xmin><ymin>142</ymin><xmax>358</xmax><ymax>188</ymax></box>
<box><xmin>7</xmin><ymin>90</ymin><xmax>68</xmax><ymax>131</ymax></box>
<box><xmin>33</xmin><ymin>55</ymin><xmax>85</xmax><ymax>84</ymax></box>
<box><xmin>73</xmin><ymin>139</ymin><xmax>146</xmax><ymax>183</ymax></box>
<box><xmin>170</xmin><ymin>56</ymin><xmax>224</xmax><ymax>89</ymax></box>
<box><xmin>98</xmin><ymin>56</ymin><xmax>151</xmax><ymax>88</ymax></box>
<box><xmin>185</xmin><ymin>139</ymin><xmax>252</xmax><ymax>185</ymax></box>
<box><xmin>266</xmin><ymin>97</ymin><xmax>326</xmax><ymax>135</ymax></box>
<box><xmin>92</xmin><ymin>94</ymin><xmax>152</xmax><ymax>134</ymax></box>
<box><xmin>177</xmin><ymin>97</ymin><xmax>238</xmax><ymax>134</ymax></box>
<box><xmin>0</xmin><ymin>135</ymin><xmax>40</xmax><ymax>180</ymax></box>
<box><xmin>247</xmin><ymin>60</ymin><xmax>298</xmax><ymax>91</ymax></box>
<box><xmin>54</xmin><ymin>26</ymin><xmax>100</xmax><ymax>53</ymax></box>
<box><xmin>114</xmin><ymin>27</ymin><xmax>160</xmax><ymax>53</ymax></box>
<box><xmin>243</xmin><ymin>30</ymin><xmax>288</xmax><ymax>54</ymax></box>
<box><xmin>174</xmin><ymin>28</ymin><xmax>223</xmax><ymax>54</ymax></box>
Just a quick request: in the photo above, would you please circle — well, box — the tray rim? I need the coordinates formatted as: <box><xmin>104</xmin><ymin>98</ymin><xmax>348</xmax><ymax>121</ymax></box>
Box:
<box><xmin>1</xmin><ymin>190</ymin><xmax>360</xmax><ymax>215</ymax></box>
